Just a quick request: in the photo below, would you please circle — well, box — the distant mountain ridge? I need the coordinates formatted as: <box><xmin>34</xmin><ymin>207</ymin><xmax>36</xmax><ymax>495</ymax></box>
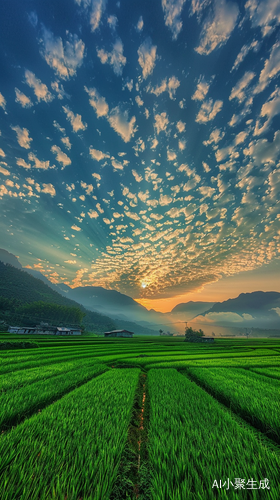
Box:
<box><xmin>204</xmin><ymin>292</ymin><xmax>280</xmax><ymax>314</ymax></box>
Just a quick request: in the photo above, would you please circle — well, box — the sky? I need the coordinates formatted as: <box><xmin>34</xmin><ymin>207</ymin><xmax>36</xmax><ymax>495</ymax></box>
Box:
<box><xmin>0</xmin><ymin>0</ymin><xmax>280</xmax><ymax>313</ymax></box>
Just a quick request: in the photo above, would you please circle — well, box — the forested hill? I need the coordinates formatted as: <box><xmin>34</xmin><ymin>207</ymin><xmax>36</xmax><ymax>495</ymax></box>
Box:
<box><xmin>0</xmin><ymin>261</ymin><xmax>116</xmax><ymax>333</ymax></box>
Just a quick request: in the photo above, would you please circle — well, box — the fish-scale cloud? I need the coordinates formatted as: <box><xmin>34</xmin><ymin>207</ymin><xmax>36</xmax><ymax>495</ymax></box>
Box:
<box><xmin>246</xmin><ymin>0</ymin><xmax>280</xmax><ymax>37</ymax></box>
<box><xmin>75</xmin><ymin>0</ymin><xmax>107</xmax><ymax>32</ymax></box>
<box><xmin>62</xmin><ymin>105</ymin><xmax>87</xmax><ymax>132</ymax></box>
<box><xmin>195</xmin><ymin>0</ymin><xmax>239</xmax><ymax>56</ymax></box>
<box><xmin>161</xmin><ymin>0</ymin><xmax>187</xmax><ymax>40</ymax></box>
<box><xmin>51</xmin><ymin>145</ymin><xmax>71</xmax><ymax>168</ymax></box>
<box><xmin>15</xmin><ymin>88</ymin><xmax>33</xmax><ymax>108</ymax></box>
<box><xmin>138</xmin><ymin>38</ymin><xmax>157</xmax><ymax>79</ymax></box>
<box><xmin>0</xmin><ymin>92</ymin><xmax>6</xmax><ymax>110</ymax></box>
<box><xmin>25</xmin><ymin>70</ymin><xmax>53</xmax><ymax>102</ymax></box>
<box><xmin>196</xmin><ymin>98</ymin><xmax>223</xmax><ymax>123</ymax></box>
<box><xmin>108</xmin><ymin>107</ymin><xmax>137</xmax><ymax>143</ymax></box>
<box><xmin>97</xmin><ymin>38</ymin><xmax>126</xmax><ymax>76</ymax></box>
<box><xmin>11</xmin><ymin>126</ymin><xmax>33</xmax><ymax>149</ymax></box>
<box><xmin>85</xmin><ymin>86</ymin><xmax>109</xmax><ymax>117</ymax></box>
<box><xmin>40</xmin><ymin>27</ymin><xmax>85</xmax><ymax>80</ymax></box>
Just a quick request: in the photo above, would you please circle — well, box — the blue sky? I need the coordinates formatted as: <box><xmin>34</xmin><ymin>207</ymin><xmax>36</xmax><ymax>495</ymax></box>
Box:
<box><xmin>0</xmin><ymin>0</ymin><xmax>280</xmax><ymax>312</ymax></box>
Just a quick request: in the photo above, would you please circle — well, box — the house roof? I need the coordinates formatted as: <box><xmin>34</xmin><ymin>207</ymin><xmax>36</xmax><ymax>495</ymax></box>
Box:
<box><xmin>104</xmin><ymin>329</ymin><xmax>134</xmax><ymax>334</ymax></box>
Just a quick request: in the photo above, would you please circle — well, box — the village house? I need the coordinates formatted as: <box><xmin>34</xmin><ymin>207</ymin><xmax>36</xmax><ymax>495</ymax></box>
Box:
<box><xmin>104</xmin><ymin>329</ymin><xmax>134</xmax><ymax>338</ymax></box>
<box><xmin>8</xmin><ymin>325</ymin><xmax>81</xmax><ymax>335</ymax></box>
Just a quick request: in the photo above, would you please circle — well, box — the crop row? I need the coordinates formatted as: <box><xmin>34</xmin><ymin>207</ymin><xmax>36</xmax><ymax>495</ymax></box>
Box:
<box><xmin>249</xmin><ymin>366</ymin><xmax>280</xmax><ymax>380</ymax></box>
<box><xmin>186</xmin><ymin>367</ymin><xmax>280</xmax><ymax>443</ymax></box>
<box><xmin>0</xmin><ymin>358</ymin><xmax>101</xmax><ymax>392</ymax></box>
<box><xmin>0</xmin><ymin>368</ymin><xmax>140</xmax><ymax>500</ymax></box>
<box><xmin>147</xmin><ymin>354</ymin><xmax>280</xmax><ymax>369</ymax></box>
<box><xmin>147</xmin><ymin>368</ymin><xmax>280</xmax><ymax>500</ymax></box>
<box><xmin>0</xmin><ymin>362</ymin><xmax>108</xmax><ymax>431</ymax></box>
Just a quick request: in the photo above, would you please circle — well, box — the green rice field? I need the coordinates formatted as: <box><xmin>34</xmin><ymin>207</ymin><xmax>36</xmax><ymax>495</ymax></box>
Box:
<box><xmin>0</xmin><ymin>333</ymin><xmax>279</xmax><ymax>499</ymax></box>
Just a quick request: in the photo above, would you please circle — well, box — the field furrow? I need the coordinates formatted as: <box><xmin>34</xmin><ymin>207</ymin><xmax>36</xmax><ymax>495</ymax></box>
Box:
<box><xmin>147</xmin><ymin>368</ymin><xmax>280</xmax><ymax>500</ymax></box>
<box><xmin>185</xmin><ymin>367</ymin><xmax>280</xmax><ymax>443</ymax></box>
<box><xmin>0</xmin><ymin>362</ymin><xmax>108</xmax><ymax>431</ymax></box>
<box><xmin>0</xmin><ymin>369</ymin><xmax>140</xmax><ymax>500</ymax></box>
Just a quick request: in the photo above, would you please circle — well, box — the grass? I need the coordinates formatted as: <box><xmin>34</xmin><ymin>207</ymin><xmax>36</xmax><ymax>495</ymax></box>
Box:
<box><xmin>0</xmin><ymin>362</ymin><xmax>108</xmax><ymax>431</ymax></box>
<box><xmin>0</xmin><ymin>334</ymin><xmax>279</xmax><ymax>498</ymax></box>
<box><xmin>185</xmin><ymin>367</ymin><xmax>280</xmax><ymax>443</ymax></box>
<box><xmin>147</xmin><ymin>368</ymin><xmax>280</xmax><ymax>500</ymax></box>
<box><xmin>0</xmin><ymin>369</ymin><xmax>140</xmax><ymax>500</ymax></box>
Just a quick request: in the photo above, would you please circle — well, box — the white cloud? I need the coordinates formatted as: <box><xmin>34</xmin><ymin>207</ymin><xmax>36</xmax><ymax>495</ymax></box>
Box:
<box><xmin>196</xmin><ymin>98</ymin><xmax>223</xmax><ymax>123</ymax></box>
<box><xmin>154</xmin><ymin>112</ymin><xmax>169</xmax><ymax>134</ymax></box>
<box><xmin>235</xmin><ymin>130</ymin><xmax>248</xmax><ymax>144</ymax></box>
<box><xmin>25</xmin><ymin>70</ymin><xmax>53</xmax><ymax>102</ymax></box>
<box><xmin>136</xmin><ymin>15</ymin><xmax>144</xmax><ymax>31</ymax></box>
<box><xmin>71</xmin><ymin>224</ymin><xmax>81</xmax><ymax>231</ymax></box>
<box><xmin>107</xmin><ymin>15</ymin><xmax>118</xmax><ymax>29</ymax></box>
<box><xmin>198</xmin><ymin>185</ymin><xmax>215</xmax><ymax>198</ymax></box>
<box><xmin>16</xmin><ymin>158</ymin><xmax>31</xmax><ymax>169</ymax></box>
<box><xmin>151</xmin><ymin>138</ymin><xmax>158</xmax><ymax>149</ymax></box>
<box><xmin>149</xmin><ymin>76</ymin><xmax>180</xmax><ymax>99</ymax></box>
<box><xmin>244</xmin><ymin>130</ymin><xmax>280</xmax><ymax>165</ymax></box>
<box><xmin>61</xmin><ymin>136</ymin><xmax>72</xmax><ymax>149</ymax></box>
<box><xmin>51</xmin><ymin>81</ymin><xmax>70</xmax><ymax>100</ymax></box>
<box><xmin>88</xmin><ymin>209</ymin><xmax>99</xmax><ymax>218</ymax></box>
<box><xmin>111</xmin><ymin>158</ymin><xmax>124</xmax><ymax>170</ymax></box>
<box><xmin>229</xmin><ymin>71</ymin><xmax>255</xmax><ymax>103</ymax></box>
<box><xmin>161</xmin><ymin>0</ymin><xmax>187</xmax><ymax>40</ymax></box>
<box><xmin>132</xmin><ymin>169</ymin><xmax>143</xmax><ymax>182</ymax></box>
<box><xmin>11</xmin><ymin>126</ymin><xmax>33</xmax><ymax>149</ymax></box>
<box><xmin>42</xmin><ymin>183</ymin><xmax>56</xmax><ymax>196</ymax></box>
<box><xmin>89</xmin><ymin>148</ymin><xmax>109</xmax><ymax>161</ymax></box>
<box><xmin>195</xmin><ymin>0</ymin><xmax>239</xmax><ymax>56</ymax></box>
<box><xmin>245</xmin><ymin>0</ymin><xmax>280</xmax><ymax>36</ymax></box>
<box><xmin>231</xmin><ymin>39</ymin><xmax>260</xmax><ymax>72</ymax></box>
<box><xmin>159</xmin><ymin>193</ymin><xmax>172</xmax><ymax>206</ymax></box>
<box><xmin>0</xmin><ymin>148</ymin><xmax>5</xmax><ymax>157</ymax></box>
<box><xmin>0</xmin><ymin>165</ymin><xmax>9</xmax><ymax>175</ymax></box>
<box><xmin>92</xmin><ymin>172</ymin><xmax>101</xmax><ymax>180</ymax></box>
<box><xmin>62</xmin><ymin>105</ymin><xmax>87</xmax><ymax>132</ymax></box>
<box><xmin>15</xmin><ymin>88</ymin><xmax>33</xmax><ymax>108</ymax></box>
<box><xmin>84</xmin><ymin>86</ymin><xmax>109</xmax><ymax>117</ymax></box>
<box><xmin>192</xmin><ymin>78</ymin><xmax>210</xmax><ymax>100</ymax></box>
<box><xmin>138</xmin><ymin>37</ymin><xmax>157</xmax><ymax>79</ymax></box>
<box><xmin>0</xmin><ymin>92</ymin><xmax>6</xmax><ymax>110</ymax></box>
<box><xmin>196</xmin><ymin>311</ymin><xmax>251</xmax><ymax>323</ymax></box>
<box><xmin>135</xmin><ymin>95</ymin><xmax>144</xmax><ymax>107</ymax></box>
<box><xmin>108</xmin><ymin>107</ymin><xmax>137</xmax><ymax>142</ymax></box>
<box><xmin>75</xmin><ymin>0</ymin><xmax>107</xmax><ymax>32</ymax></box>
<box><xmin>254</xmin><ymin>88</ymin><xmax>280</xmax><ymax>136</ymax></box>
<box><xmin>254</xmin><ymin>42</ymin><xmax>280</xmax><ymax>94</ymax></box>
<box><xmin>51</xmin><ymin>145</ymin><xmax>71</xmax><ymax>168</ymax></box>
<box><xmin>203</xmin><ymin>128</ymin><xmax>225</xmax><ymax>145</ymax></box>
<box><xmin>178</xmin><ymin>139</ymin><xmax>186</xmax><ymax>150</ymax></box>
<box><xmin>97</xmin><ymin>38</ymin><xmax>126</xmax><ymax>76</ymax></box>
<box><xmin>28</xmin><ymin>152</ymin><xmax>54</xmax><ymax>170</ymax></box>
<box><xmin>176</xmin><ymin>120</ymin><xmax>185</xmax><ymax>133</ymax></box>
<box><xmin>40</xmin><ymin>27</ymin><xmax>85</xmax><ymax>80</ymax></box>
<box><xmin>125</xmin><ymin>210</ymin><xmax>140</xmax><ymax>221</ymax></box>
<box><xmin>167</xmin><ymin>149</ymin><xmax>177</xmax><ymax>161</ymax></box>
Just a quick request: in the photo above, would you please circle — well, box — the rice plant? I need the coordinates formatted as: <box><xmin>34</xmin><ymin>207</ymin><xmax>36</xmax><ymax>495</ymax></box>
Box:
<box><xmin>186</xmin><ymin>367</ymin><xmax>280</xmax><ymax>443</ymax></box>
<box><xmin>0</xmin><ymin>369</ymin><xmax>140</xmax><ymax>500</ymax></box>
<box><xmin>0</xmin><ymin>362</ymin><xmax>108</xmax><ymax>430</ymax></box>
<box><xmin>148</xmin><ymin>368</ymin><xmax>280</xmax><ymax>500</ymax></box>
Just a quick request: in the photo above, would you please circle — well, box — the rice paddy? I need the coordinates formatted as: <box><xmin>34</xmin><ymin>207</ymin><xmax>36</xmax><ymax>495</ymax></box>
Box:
<box><xmin>0</xmin><ymin>333</ymin><xmax>279</xmax><ymax>499</ymax></box>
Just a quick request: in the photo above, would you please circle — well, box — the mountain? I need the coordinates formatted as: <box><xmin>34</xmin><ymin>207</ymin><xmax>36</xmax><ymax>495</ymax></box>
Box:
<box><xmin>194</xmin><ymin>291</ymin><xmax>280</xmax><ymax>329</ymax></box>
<box><xmin>0</xmin><ymin>260</ymin><xmax>116</xmax><ymax>333</ymax></box>
<box><xmin>0</xmin><ymin>249</ymin><xmax>22</xmax><ymax>269</ymax></box>
<box><xmin>171</xmin><ymin>301</ymin><xmax>216</xmax><ymax>318</ymax></box>
<box><xmin>204</xmin><ymin>292</ymin><xmax>280</xmax><ymax>314</ymax></box>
